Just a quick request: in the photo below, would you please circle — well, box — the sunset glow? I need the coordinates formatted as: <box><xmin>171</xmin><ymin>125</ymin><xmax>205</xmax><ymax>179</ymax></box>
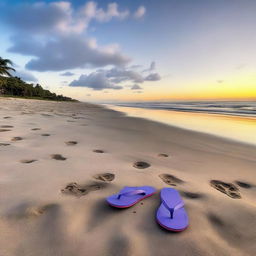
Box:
<box><xmin>1</xmin><ymin>0</ymin><xmax>256</xmax><ymax>102</ymax></box>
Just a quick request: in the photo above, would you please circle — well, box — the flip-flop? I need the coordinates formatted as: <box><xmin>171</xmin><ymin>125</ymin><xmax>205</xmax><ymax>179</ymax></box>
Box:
<box><xmin>156</xmin><ymin>188</ymin><xmax>189</xmax><ymax>231</ymax></box>
<box><xmin>106</xmin><ymin>186</ymin><xmax>156</xmax><ymax>208</ymax></box>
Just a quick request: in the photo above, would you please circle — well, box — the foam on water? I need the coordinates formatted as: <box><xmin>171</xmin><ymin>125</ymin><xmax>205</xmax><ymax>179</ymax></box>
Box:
<box><xmin>113</xmin><ymin>101</ymin><xmax>256</xmax><ymax>118</ymax></box>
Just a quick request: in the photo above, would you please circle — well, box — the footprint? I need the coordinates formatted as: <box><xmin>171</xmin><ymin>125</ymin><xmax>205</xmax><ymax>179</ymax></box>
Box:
<box><xmin>61</xmin><ymin>182</ymin><xmax>106</xmax><ymax>197</ymax></box>
<box><xmin>159</xmin><ymin>173</ymin><xmax>184</xmax><ymax>186</ymax></box>
<box><xmin>1</xmin><ymin>125</ymin><xmax>13</xmax><ymax>128</ymax></box>
<box><xmin>133</xmin><ymin>161</ymin><xmax>150</xmax><ymax>169</ymax></box>
<box><xmin>41</xmin><ymin>113</ymin><xmax>52</xmax><ymax>117</ymax></box>
<box><xmin>0</xmin><ymin>129</ymin><xmax>11</xmax><ymax>132</ymax></box>
<box><xmin>11</xmin><ymin>137</ymin><xmax>23</xmax><ymax>141</ymax></box>
<box><xmin>93</xmin><ymin>149</ymin><xmax>105</xmax><ymax>153</ymax></box>
<box><xmin>6</xmin><ymin>203</ymin><xmax>59</xmax><ymax>218</ymax></box>
<box><xmin>51</xmin><ymin>154</ymin><xmax>66</xmax><ymax>161</ymax></box>
<box><xmin>180</xmin><ymin>191</ymin><xmax>204</xmax><ymax>199</ymax></box>
<box><xmin>158</xmin><ymin>153</ymin><xmax>169</xmax><ymax>157</ymax></box>
<box><xmin>41</xmin><ymin>133</ymin><xmax>50</xmax><ymax>136</ymax></box>
<box><xmin>93</xmin><ymin>173</ymin><xmax>115</xmax><ymax>182</ymax></box>
<box><xmin>21</xmin><ymin>111</ymin><xmax>34</xmax><ymax>115</ymax></box>
<box><xmin>72</xmin><ymin>116</ymin><xmax>86</xmax><ymax>119</ymax></box>
<box><xmin>20</xmin><ymin>159</ymin><xmax>37</xmax><ymax>164</ymax></box>
<box><xmin>31</xmin><ymin>128</ymin><xmax>41</xmax><ymax>131</ymax></box>
<box><xmin>235</xmin><ymin>181</ymin><xmax>253</xmax><ymax>189</ymax></box>
<box><xmin>0</xmin><ymin>143</ymin><xmax>10</xmax><ymax>146</ymax></box>
<box><xmin>210</xmin><ymin>180</ymin><xmax>241</xmax><ymax>199</ymax></box>
<box><xmin>27</xmin><ymin>203</ymin><xmax>59</xmax><ymax>217</ymax></box>
<box><xmin>65</xmin><ymin>141</ymin><xmax>77</xmax><ymax>146</ymax></box>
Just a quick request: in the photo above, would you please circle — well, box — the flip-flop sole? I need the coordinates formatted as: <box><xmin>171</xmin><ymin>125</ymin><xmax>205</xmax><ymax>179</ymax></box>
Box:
<box><xmin>156</xmin><ymin>218</ymin><xmax>189</xmax><ymax>232</ymax></box>
<box><xmin>107</xmin><ymin>191</ymin><xmax>156</xmax><ymax>208</ymax></box>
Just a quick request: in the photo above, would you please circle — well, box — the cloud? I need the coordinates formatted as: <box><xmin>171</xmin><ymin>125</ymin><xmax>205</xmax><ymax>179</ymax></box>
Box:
<box><xmin>5</xmin><ymin>2</ymin><xmax>72</xmax><ymax>34</ymax></box>
<box><xmin>143</xmin><ymin>61</ymin><xmax>156</xmax><ymax>72</ymax></box>
<box><xmin>60</xmin><ymin>71</ymin><xmax>75</xmax><ymax>76</ymax></box>
<box><xmin>131</xmin><ymin>84</ymin><xmax>142</xmax><ymax>90</ymax></box>
<box><xmin>149</xmin><ymin>61</ymin><xmax>156</xmax><ymax>70</ymax></box>
<box><xmin>11</xmin><ymin>70</ymin><xmax>37</xmax><ymax>82</ymax></box>
<box><xmin>83</xmin><ymin>2</ymin><xmax>129</xmax><ymax>23</ymax></box>
<box><xmin>70</xmin><ymin>71</ymin><xmax>123</xmax><ymax>90</ymax></box>
<box><xmin>134</xmin><ymin>6</ymin><xmax>146</xmax><ymax>19</ymax></box>
<box><xmin>5</xmin><ymin>1</ymin><xmax>131</xmax><ymax>35</ymax></box>
<box><xmin>129</xmin><ymin>64</ymin><xmax>142</xmax><ymax>69</ymax></box>
<box><xmin>217</xmin><ymin>80</ymin><xmax>224</xmax><ymax>84</ymax></box>
<box><xmin>69</xmin><ymin>63</ymin><xmax>161</xmax><ymax>90</ymax></box>
<box><xmin>106</xmin><ymin>67</ymin><xmax>144</xmax><ymax>83</ymax></box>
<box><xmin>9</xmin><ymin>35</ymin><xmax>130</xmax><ymax>71</ymax></box>
<box><xmin>95</xmin><ymin>66</ymin><xmax>160</xmax><ymax>84</ymax></box>
<box><xmin>145</xmin><ymin>73</ymin><xmax>161</xmax><ymax>81</ymax></box>
<box><xmin>4</xmin><ymin>1</ymin><xmax>145</xmax><ymax>72</ymax></box>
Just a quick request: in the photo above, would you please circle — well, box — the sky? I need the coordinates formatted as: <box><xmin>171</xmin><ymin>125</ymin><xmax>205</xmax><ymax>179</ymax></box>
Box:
<box><xmin>0</xmin><ymin>0</ymin><xmax>256</xmax><ymax>102</ymax></box>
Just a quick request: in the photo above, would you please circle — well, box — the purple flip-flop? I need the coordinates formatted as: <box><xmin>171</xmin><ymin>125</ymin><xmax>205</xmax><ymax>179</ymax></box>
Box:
<box><xmin>156</xmin><ymin>188</ymin><xmax>189</xmax><ymax>232</ymax></box>
<box><xmin>106</xmin><ymin>186</ymin><xmax>156</xmax><ymax>208</ymax></box>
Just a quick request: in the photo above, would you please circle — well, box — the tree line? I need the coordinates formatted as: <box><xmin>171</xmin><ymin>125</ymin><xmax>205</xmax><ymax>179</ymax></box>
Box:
<box><xmin>0</xmin><ymin>57</ymin><xmax>76</xmax><ymax>101</ymax></box>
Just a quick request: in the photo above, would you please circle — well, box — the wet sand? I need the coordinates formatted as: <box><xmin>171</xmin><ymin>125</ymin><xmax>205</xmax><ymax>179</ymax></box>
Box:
<box><xmin>107</xmin><ymin>105</ymin><xmax>256</xmax><ymax>146</ymax></box>
<box><xmin>0</xmin><ymin>97</ymin><xmax>256</xmax><ymax>256</ymax></box>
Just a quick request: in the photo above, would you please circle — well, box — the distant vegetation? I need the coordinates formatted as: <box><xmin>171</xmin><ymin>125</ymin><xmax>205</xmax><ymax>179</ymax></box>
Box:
<box><xmin>0</xmin><ymin>57</ymin><xmax>76</xmax><ymax>101</ymax></box>
<box><xmin>0</xmin><ymin>76</ymin><xmax>76</xmax><ymax>101</ymax></box>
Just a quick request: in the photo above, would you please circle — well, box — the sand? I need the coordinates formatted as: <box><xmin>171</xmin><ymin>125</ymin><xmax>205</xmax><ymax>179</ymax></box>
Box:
<box><xmin>0</xmin><ymin>97</ymin><xmax>256</xmax><ymax>256</ymax></box>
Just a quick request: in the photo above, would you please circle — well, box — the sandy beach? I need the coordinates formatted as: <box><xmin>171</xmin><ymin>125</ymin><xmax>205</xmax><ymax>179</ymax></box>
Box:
<box><xmin>1</xmin><ymin>97</ymin><xmax>256</xmax><ymax>256</ymax></box>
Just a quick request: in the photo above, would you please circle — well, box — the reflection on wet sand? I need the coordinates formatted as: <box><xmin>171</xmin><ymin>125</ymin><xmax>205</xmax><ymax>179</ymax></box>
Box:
<box><xmin>108</xmin><ymin>105</ymin><xmax>256</xmax><ymax>145</ymax></box>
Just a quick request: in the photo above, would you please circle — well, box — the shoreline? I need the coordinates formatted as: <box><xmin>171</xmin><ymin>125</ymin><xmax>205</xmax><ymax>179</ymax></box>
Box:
<box><xmin>107</xmin><ymin>103</ymin><xmax>256</xmax><ymax>120</ymax></box>
<box><xmin>109</xmin><ymin>100</ymin><xmax>256</xmax><ymax>118</ymax></box>
<box><xmin>105</xmin><ymin>104</ymin><xmax>256</xmax><ymax>147</ymax></box>
<box><xmin>1</xmin><ymin>98</ymin><xmax>256</xmax><ymax>256</ymax></box>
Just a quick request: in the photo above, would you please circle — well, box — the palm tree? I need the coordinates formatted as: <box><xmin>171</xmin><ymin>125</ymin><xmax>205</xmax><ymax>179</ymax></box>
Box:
<box><xmin>0</xmin><ymin>57</ymin><xmax>15</xmax><ymax>77</ymax></box>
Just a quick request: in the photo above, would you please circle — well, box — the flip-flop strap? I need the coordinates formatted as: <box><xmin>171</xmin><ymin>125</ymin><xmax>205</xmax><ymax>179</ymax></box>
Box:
<box><xmin>117</xmin><ymin>189</ymin><xmax>146</xmax><ymax>199</ymax></box>
<box><xmin>162</xmin><ymin>199</ymin><xmax>184</xmax><ymax>219</ymax></box>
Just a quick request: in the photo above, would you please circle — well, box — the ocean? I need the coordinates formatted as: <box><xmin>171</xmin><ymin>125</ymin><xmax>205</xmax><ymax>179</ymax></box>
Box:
<box><xmin>112</xmin><ymin>101</ymin><xmax>256</xmax><ymax>118</ymax></box>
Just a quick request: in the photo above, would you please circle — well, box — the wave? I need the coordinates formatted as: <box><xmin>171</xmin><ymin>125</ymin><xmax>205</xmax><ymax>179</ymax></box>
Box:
<box><xmin>113</xmin><ymin>101</ymin><xmax>256</xmax><ymax>118</ymax></box>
